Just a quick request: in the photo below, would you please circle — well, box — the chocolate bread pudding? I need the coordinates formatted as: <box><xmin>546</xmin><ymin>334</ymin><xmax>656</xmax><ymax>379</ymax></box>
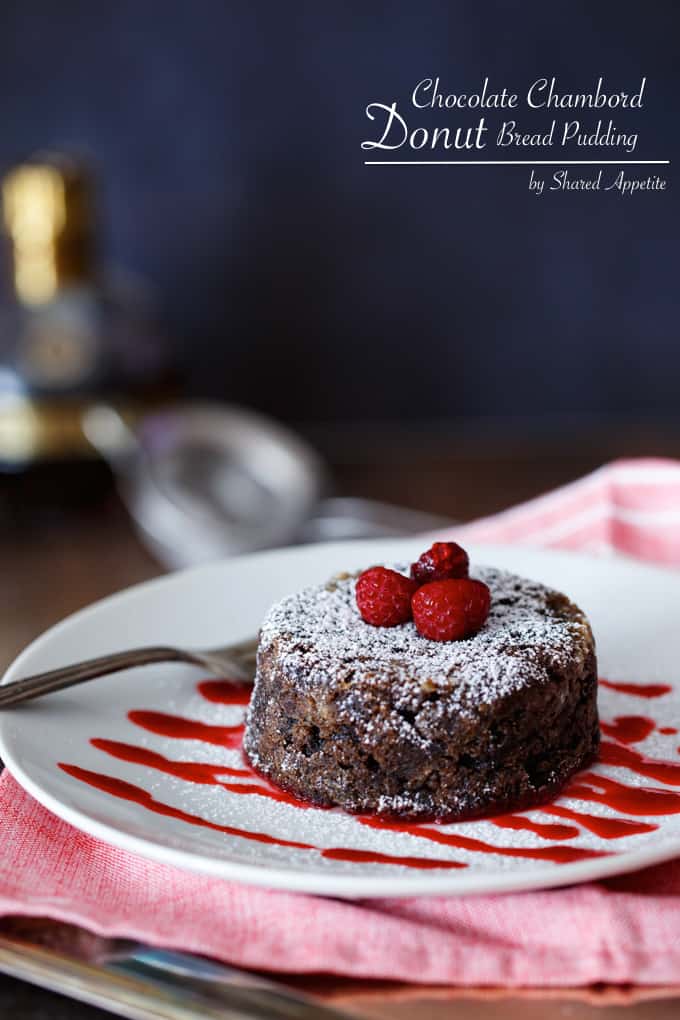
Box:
<box><xmin>243</xmin><ymin>564</ymin><xmax>599</xmax><ymax>822</ymax></box>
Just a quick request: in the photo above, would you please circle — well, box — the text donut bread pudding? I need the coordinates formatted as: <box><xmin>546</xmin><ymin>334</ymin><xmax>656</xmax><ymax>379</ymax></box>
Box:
<box><xmin>243</xmin><ymin>543</ymin><xmax>599</xmax><ymax>822</ymax></box>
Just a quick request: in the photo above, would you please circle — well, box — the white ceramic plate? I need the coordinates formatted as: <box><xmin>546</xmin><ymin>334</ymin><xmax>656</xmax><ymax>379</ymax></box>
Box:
<box><xmin>2</xmin><ymin>539</ymin><xmax>680</xmax><ymax>898</ymax></box>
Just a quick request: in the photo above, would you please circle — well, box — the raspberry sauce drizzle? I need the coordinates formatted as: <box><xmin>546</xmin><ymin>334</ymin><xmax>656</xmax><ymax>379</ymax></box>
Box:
<box><xmin>321</xmin><ymin>848</ymin><xmax>466</xmax><ymax>869</ymax></box>
<box><xmin>542</xmin><ymin>803</ymin><xmax>656</xmax><ymax>838</ymax></box>
<box><xmin>93</xmin><ymin>731</ymin><xmax>615</xmax><ymax>858</ymax></box>
<box><xmin>91</xmin><ymin>738</ymin><xmax>313</xmax><ymax>809</ymax></box>
<box><xmin>127</xmin><ymin>710</ymin><xmax>244</xmax><ymax>748</ymax></box>
<box><xmin>92</xmin><ymin>738</ymin><xmax>251</xmax><ymax>781</ymax></box>
<box><xmin>599</xmin><ymin>678</ymin><xmax>672</xmax><ymax>699</ymax></box>
<box><xmin>197</xmin><ymin>680</ymin><xmax>252</xmax><ymax>705</ymax></box>
<box><xmin>599</xmin><ymin>739</ymin><xmax>680</xmax><ymax>785</ymax></box>
<box><xmin>58</xmin><ymin>762</ymin><xmax>466</xmax><ymax>870</ymax></box>
<box><xmin>357</xmin><ymin>816</ymin><xmax>610</xmax><ymax>863</ymax></box>
<box><xmin>58</xmin><ymin>763</ymin><xmax>314</xmax><ymax>850</ymax></box>
<box><xmin>490</xmin><ymin>814</ymin><xmax>579</xmax><ymax>841</ymax></box>
<box><xmin>600</xmin><ymin>716</ymin><xmax>655</xmax><ymax>744</ymax></box>
<box><xmin>566</xmin><ymin>772</ymin><xmax>680</xmax><ymax>815</ymax></box>
<box><xmin>59</xmin><ymin>672</ymin><xmax>680</xmax><ymax>873</ymax></box>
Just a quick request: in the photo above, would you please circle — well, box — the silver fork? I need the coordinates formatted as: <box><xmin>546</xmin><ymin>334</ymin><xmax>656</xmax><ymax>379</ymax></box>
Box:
<box><xmin>0</xmin><ymin>638</ymin><xmax>258</xmax><ymax>708</ymax></box>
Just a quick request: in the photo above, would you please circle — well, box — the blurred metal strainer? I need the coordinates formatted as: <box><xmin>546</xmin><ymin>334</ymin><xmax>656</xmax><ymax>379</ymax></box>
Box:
<box><xmin>84</xmin><ymin>403</ymin><xmax>450</xmax><ymax>570</ymax></box>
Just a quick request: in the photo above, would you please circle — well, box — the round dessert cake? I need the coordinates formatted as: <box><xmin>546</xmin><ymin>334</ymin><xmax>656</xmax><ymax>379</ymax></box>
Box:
<box><xmin>243</xmin><ymin>565</ymin><xmax>599</xmax><ymax>822</ymax></box>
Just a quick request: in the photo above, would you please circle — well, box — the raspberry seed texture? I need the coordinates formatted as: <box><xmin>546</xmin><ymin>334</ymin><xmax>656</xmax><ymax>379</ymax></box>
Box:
<box><xmin>411</xmin><ymin>542</ymin><xmax>470</xmax><ymax>585</ymax></box>
<box><xmin>355</xmin><ymin>567</ymin><xmax>418</xmax><ymax>628</ymax></box>
<box><xmin>412</xmin><ymin>578</ymin><xmax>491</xmax><ymax>642</ymax></box>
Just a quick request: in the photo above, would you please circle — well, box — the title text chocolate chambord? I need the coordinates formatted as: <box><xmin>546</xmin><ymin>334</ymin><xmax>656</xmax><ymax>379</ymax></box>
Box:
<box><xmin>361</xmin><ymin>77</ymin><xmax>667</xmax><ymax>197</ymax></box>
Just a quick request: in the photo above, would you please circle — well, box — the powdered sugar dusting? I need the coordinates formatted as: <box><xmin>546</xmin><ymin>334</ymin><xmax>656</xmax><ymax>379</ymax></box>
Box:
<box><xmin>257</xmin><ymin>564</ymin><xmax>592</xmax><ymax>713</ymax></box>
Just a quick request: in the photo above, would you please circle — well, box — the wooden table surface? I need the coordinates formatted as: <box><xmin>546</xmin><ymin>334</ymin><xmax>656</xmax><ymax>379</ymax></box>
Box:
<box><xmin>1</xmin><ymin>425</ymin><xmax>679</xmax><ymax>1018</ymax></box>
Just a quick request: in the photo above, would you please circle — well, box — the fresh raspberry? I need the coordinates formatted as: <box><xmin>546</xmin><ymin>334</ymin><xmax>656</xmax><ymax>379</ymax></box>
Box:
<box><xmin>355</xmin><ymin>567</ymin><xmax>418</xmax><ymax>627</ymax></box>
<box><xmin>412</xmin><ymin>578</ymin><xmax>491</xmax><ymax>642</ymax></box>
<box><xmin>410</xmin><ymin>542</ymin><xmax>469</xmax><ymax>585</ymax></box>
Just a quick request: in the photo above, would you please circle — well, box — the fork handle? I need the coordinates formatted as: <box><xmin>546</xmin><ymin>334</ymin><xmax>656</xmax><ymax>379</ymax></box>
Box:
<box><xmin>0</xmin><ymin>647</ymin><xmax>197</xmax><ymax>708</ymax></box>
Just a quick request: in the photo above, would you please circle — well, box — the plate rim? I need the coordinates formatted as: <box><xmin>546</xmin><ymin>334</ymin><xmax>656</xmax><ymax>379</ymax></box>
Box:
<box><xmin>2</xmin><ymin>538</ymin><xmax>680</xmax><ymax>897</ymax></box>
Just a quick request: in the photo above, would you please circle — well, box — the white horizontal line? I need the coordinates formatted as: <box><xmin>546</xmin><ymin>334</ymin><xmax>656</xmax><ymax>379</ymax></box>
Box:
<box><xmin>364</xmin><ymin>159</ymin><xmax>670</xmax><ymax>166</ymax></box>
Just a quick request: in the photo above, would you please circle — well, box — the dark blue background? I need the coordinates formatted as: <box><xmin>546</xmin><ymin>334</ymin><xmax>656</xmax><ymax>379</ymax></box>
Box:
<box><xmin>0</xmin><ymin>1</ymin><xmax>677</xmax><ymax>423</ymax></box>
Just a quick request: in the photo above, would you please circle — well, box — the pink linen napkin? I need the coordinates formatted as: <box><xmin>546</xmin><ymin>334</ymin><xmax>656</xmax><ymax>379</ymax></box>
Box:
<box><xmin>2</xmin><ymin>456</ymin><xmax>680</xmax><ymax>987</ymax></box>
